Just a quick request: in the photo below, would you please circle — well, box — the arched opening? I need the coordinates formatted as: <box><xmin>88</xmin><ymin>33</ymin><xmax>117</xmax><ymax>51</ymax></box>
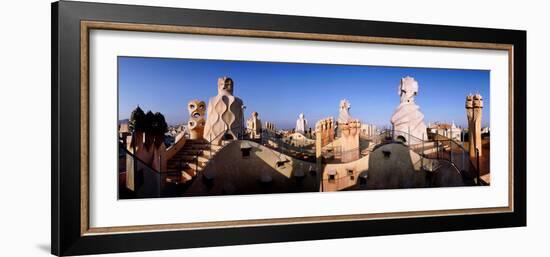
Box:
<box><xmin>223</xmin><ymin>133</ymin><xmax>235</xmax><ymax>140</ymax></box>
<box><xmin>396</xmin><ymin>135</ymin><xmax>407</xmax><ymax>143</ymax></box>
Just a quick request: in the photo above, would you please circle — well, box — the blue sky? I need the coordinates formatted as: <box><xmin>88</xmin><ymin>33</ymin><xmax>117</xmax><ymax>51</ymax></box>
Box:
<box><xmin>118</xmin><ymin>57</ymin><xmax>490</xmax><ymax>129</ymax></box>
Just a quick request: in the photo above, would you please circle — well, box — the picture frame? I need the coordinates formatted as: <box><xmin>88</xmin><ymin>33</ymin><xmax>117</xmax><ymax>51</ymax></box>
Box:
<box><xmin>51</xmin><ymin>1</ymin><xmax>526</xmax><ymax>256</ymax></box>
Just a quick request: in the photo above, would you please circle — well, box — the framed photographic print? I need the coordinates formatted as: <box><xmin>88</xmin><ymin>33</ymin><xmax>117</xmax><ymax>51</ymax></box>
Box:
<box><xmin>51</xmin><ymin>1</ymin><xmax>526</xmax><ymax>256</ymax></box>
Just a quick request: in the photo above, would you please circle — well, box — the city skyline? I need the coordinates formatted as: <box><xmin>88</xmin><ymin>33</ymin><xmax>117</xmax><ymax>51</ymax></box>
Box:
<box><xmin>118</xmin><ymin>56</ymin><xmax>490</xmax><ymax>129</ymax></box>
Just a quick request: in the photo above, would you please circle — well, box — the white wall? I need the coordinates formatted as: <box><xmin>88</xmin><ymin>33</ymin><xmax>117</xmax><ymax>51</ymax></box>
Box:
<box><xmin>0</xmin><ymin>0</ymin><xmax>547</xmax><ymax>256</ymax></box>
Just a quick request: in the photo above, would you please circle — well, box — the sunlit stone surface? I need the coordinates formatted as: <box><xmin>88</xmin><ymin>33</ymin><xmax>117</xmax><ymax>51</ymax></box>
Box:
<box><xmin>203</xmin><ymin>77</ymin><xmax>244</xmax><ymax>145</ymax></box>
<box><xmin>466</xmin><ymin>93</ymin><xmax>483</xmax><ymax>157</ymax></box>
<box><xmin>295</xmin><ymin>113</ymin><xmax>308</xmax><ymax>134</ymax></box>
<box><xmin>338</xmin><ymin>99</ymin><xmax>353</xmax><ymax>124</ymax></box>
<box><xmin>336</xmin><ymin>99</ymin><xmax>361</xmax><ymax>162</ymax></box>
<box><xmin>390</xmin><ymin>76</ymin><xmax>427</xmax><ymax>144</ymax></box>
<box><xmin>187</xmin><ymin>99</ymin><xmax>206</xmax><ymax>140</ymax></box>
<box><xmin>246</xmin><ymin>111</ymin><xmax>262</xmax><ymax>139</ymax></box>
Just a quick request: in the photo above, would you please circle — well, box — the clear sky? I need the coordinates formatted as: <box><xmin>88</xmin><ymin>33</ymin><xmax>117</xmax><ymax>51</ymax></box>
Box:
<box><xmin>118</xmin><ymin>56</ymin><xmax>490</xmax><ymax>129</ymax></box>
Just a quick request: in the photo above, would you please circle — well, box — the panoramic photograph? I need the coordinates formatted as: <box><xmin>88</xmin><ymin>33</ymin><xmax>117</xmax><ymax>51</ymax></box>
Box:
<box><xmin>117</xmin><ymin>57</ymin><xmax>491</xmax><ymax>199</ymax></box>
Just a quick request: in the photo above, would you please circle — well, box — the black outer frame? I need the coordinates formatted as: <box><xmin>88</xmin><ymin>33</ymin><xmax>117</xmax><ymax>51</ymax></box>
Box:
<box><xmin>51</xmin><ymin>1</ymin><xmax>526</xmax><ymax>256</ymax></box>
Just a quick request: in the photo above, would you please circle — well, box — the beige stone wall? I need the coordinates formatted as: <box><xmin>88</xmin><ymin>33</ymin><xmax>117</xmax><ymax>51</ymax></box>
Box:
<box><xmin>321</xmin><ymin>154</ymin><xmax>370</xmax><ymax>191</ymax></box>
<box><xmin>184</xmin><ymin>140</ymin><xmax>319</xmax><ymax>196</ymax></box>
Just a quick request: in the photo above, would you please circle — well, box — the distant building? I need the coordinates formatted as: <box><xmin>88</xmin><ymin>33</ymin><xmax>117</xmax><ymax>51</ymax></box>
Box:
<box><xmin>360</xmin><ymin>123</ymin><xmax>377</xmax><ymax>138</ymax></box>
<box><xmin>428</xmin><ymin>122</ymin><xmax>462</xmax><ymax>141</ymax></box>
